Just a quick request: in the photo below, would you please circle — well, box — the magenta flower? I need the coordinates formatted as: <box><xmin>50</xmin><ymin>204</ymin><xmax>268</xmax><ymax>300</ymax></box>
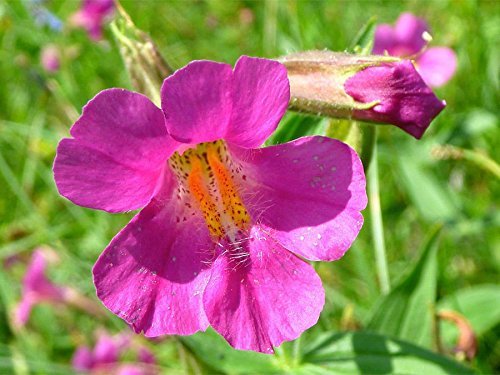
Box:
<box><xmin>71</xmin><ymin>0</ymin><xmax>115</xmax><ymax>41</ymax></box>
<box><xmin>72</xmin><ymin>332</ymin><xmax>155</xmax><ymax>374</ymax></box>
<box><xmin>373</xmin><ymin>12</ymin><xmax>457</xmax><ymax>88</ymax></box>
<box><xmin>40</xmin><ymin>45</ymin><xmax>60</xmax><ymax>73</ymax></box>
<box><xmin>54</xmin><ymin>56</ymin><xmax>367</xmax><ymax>353</ymax></box>
<box><xmin>15</xmin><ymin>249</ymin><xmax>66</xmax><ymax>327</ymax></box>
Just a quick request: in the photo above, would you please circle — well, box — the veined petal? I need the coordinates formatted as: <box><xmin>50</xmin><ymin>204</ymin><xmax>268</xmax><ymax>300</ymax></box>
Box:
<box><xmin>417</xmin><ymin>47</ymin><xmax>458</xmax><ymax>88</ymax></box>
<box><xmin>203</xmin><ymin>227</ymin><xmax>324</xmax><ymax>353</ymax></box>
<box><xmin>229</xmin><ymin>136</ymin><xmax>366</xmax><ymax>262</ymax></box>
<box><xmin>226</xmin><ymin>56</ymin><xmax>289</xmax><ymax>148</ymax></box>
<box><xmin>161</xmin><ymin>61</ymin><xmax>233</xmax><ymax>144</ymax></box>
<box><xmin>54</xmin><ymin>89</ymin><xmax>176</xmax><ymax>213</ymax></box>
<box><xmin>93</xmin><ymin>174</ymin><xmax>213</xmax><ymax>336</ymax></box>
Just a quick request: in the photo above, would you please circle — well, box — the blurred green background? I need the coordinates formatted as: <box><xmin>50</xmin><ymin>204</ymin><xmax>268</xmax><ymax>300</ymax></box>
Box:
<box><xmin>0</xmin><ymin>0</ymin><xmax>498</xmax><ymax>374</ymax></box>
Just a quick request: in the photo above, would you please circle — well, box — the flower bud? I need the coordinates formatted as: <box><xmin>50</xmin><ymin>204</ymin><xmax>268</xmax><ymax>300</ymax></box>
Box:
<box><xmin>111</xmin><ymin>2</ymin><xmax>173</xmax><ymax>106</ymax></box>
<box><xmin>279</xmin><ymin>50</ymin><xmax>446</xmax><ymax>139</ymax></box>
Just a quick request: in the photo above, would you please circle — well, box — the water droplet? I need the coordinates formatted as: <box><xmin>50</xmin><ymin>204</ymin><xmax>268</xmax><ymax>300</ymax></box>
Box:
<box><xmin>299</xmin><ymin>235</ymin><xmax>305</xmax><ymax>241</ymax></box>
<box><xmin>313</xmin><ymin>155</ymin><xmax>319</xmax><ymax>161</ymax></box>
<box><xmin>317</xmin><ymin>233</ymin><xmax>322</xmax><ymax>239</ymax></box>
<box><xmin>172</xmin><ymin>256</ymin><xmax>177</xmax><ymax>262</ymax></box>
<box><xmin>293</xmin><ymin>269</ymin><xmax>298</xmax><ymax>275</ymax></box>
<box><xmin>331</xmin><ymin>166</ymin><xmax>337</xmax><ymax>172</ymax></box>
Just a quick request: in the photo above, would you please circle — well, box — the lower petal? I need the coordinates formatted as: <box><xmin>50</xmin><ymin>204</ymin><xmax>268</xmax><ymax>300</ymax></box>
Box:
<box><xmin>93</xmin><ymin>175</ymin><xmax>214</xmax><ymax>336</ymax></box>
<box><xmin>203</xmin><ymin>227</ymin><xmax>324</xmax><ymax>353</ymax></box>
<box><xmin>229</xmin><ymin>136</ymin><xmax>367</xmax><ymax>261</ymax></box>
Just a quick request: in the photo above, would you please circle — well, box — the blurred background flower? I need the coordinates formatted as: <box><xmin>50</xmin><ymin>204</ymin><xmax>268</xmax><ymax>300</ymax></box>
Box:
<box><xmin>373</xmin><ymin>12</ymin><xmax>458</xmax><ymax>87</ymax></box>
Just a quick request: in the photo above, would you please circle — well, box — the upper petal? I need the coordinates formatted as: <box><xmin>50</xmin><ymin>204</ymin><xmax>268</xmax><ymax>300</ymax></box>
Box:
<box><xmin>345</xmin><ymin>61</ymin><xmax>446</xmax><ymax>139</ymax></box>
<box><xmin>203</xmin><ymin>226</ymin><xmax>324</xmax><ymax>353</ymax></box>
<box><xmin>417</xmin><ymin>47</ymin><xmax>457</xmax><ymax>88</ymax></box>
<box><xmin>229</xmin><ymin>136</ymin><xmax>367</xmax><ymax>261</ymax></box>
<box><xmin>161</xmin><ymin>61</ymin><xmax>233</xmax><ymax>144</ymax></box>
<box><xmin>394</xmin><ymin>12</ymin><xmax>429</xmax><ymax>54</ymax></box>
<box><xmin>54</xmin><ymin>89</ymin><xmax>176</xmax><ymax>213</ymax></box>
<box><xmin>93</xmin><ymin>173</ymin><xmax>213</xmax><ymax>336</ymax></box>
<box><xmin>225</xmin><ymin>56</ymin><xmax>290</xmax><ymax>148</ymax></box>
<box><xmin>373</xmin><ymin>24</ymin><xmax>397</xmax><ymax>55</ymax></box>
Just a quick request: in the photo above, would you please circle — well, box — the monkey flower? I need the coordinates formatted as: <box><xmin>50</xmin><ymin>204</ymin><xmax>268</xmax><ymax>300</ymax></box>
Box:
<box><xmin>71</xmin><ymin>0</ymin><xmax>115</xmax><ymax>41</ymax></box>
<box><xmin>72</xmin><ymin>332</ymin><xmax>156</xmax><ymax>374</ymax></box>
<box><xmin>373</xmin><ymin>12</ymin><xmax>457</xmax><ymax>88</ymax></box>
<box><xmin>15</xmin><ymin>249</ymin><xmax>66</xmax><ymax>327</ymax></box>
<box><xmin>54</xmin><ymin>56</ymin><xmax>367</xmax><ymax>353</ymax></box>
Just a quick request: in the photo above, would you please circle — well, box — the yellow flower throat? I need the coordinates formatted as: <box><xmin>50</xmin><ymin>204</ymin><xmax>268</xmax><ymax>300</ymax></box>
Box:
<box><xmin>168</xmin><ymin>141</ymin><xmax>251</xmax><ymax>240</ymax></box>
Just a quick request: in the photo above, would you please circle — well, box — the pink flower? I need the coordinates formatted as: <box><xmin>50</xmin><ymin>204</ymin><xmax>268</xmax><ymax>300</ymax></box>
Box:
<box><xmin>15</xmin><ymin>249</ymin><xmax>66</xmax><ymax>327</ymax></box>
<box><xmin>40</xmin><ymin>45</ymin><xmax>60</xmax><ymax>73</ymax></box>
<box><xmin>373</xmin><ymin>12</ymin><xmax>457</xmax><ymax>88</ymax></box>
<box><xmin>54</xmin><ymin>56</ymin><xmax>367</xmax><ymax>353</ymax></box>
<box><xmin>72</xmin><ymin>332</ymin><xmax>155</xmax><ymax>374</ymax></box>
<box><xmin>71</xmin><ymin>0</ymin><xmax>115</xmax><ymax>41</ymax></box>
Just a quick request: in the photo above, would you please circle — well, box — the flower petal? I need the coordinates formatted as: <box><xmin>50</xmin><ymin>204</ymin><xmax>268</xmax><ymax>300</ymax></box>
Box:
<box><xmin>373</xmin><ymin>24</ymin><xmax>397</xmax><ymax>55</ymax></box>
<box><xmin>230</xmin><ymin>136</ymin><xmax>366</xmax><ymax>261</ymax></box>
<box><xmin>93</xmin><ymin>174</ymin><xmax>213</xmax><ymax>336</ymax></box>
<box><xmin>394</xmin><ymin>12</ymin><xmax>429</xmax><ymax>55</ymax></box>
<box><xmin>417</xmin><ymin>47</ymin><xmax>457</xmax><ymax>88</ymax></box>
<box><xmin>345</xmin><ymin>60</ymin><xmax>446</xmax><ymax>139</ymax></box>
<box><xmin>72</xmin><ymin>346</ymin><xmax>94</xmax><ymax>371</ymax></box>
<box><xmin>54</xmin><ymin>89</ymin><xmax>176</xmax><ymax>213</ymax></box>
<box><xmin>14</xmin><ymin>297</ymin><xmax>35</xmax><ymax>327</ymax></box>
<box><xmin>225</xmin><ymin>56</ymin><xmax>290</xmax><ymax>148</ymax></box>
<box><xmin>93</xmin><ymin>334</ymin><xmax>120</xmax><ymax>365</ymax></box>
<box><xmin>161</xmin><ymin>61</ymin><xmax>233</xmax><ymax>144</ymax></box>
<box><xmin>203</xmin><ymin>227</ymin><xmax>324</xmax><ymax>353</ymax></box>
<box><xmin>24</xmin><ymin>250</ymin><xmax>64</xmax><ymax>300</ymax></box>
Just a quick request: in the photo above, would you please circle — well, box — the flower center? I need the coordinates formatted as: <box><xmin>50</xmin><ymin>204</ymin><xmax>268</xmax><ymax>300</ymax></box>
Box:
<box><xmin>168</xmin><ymin>141</ymin><xmax>251</xmax><ymax>240</ymax></box>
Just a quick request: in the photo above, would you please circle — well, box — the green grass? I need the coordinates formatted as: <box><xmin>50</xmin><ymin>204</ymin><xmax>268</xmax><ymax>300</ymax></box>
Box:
<box><xmin>0</xmin><ymin>0</ymin><xmax>498</xmax><ymax>373</ymax></box>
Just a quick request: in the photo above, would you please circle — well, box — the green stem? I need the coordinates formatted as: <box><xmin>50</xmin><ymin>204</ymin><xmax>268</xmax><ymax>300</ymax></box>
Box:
<box><xmin>368</xmin><ymin>137</ymin><xmax>391</xmax><ymax>294</ymax></box>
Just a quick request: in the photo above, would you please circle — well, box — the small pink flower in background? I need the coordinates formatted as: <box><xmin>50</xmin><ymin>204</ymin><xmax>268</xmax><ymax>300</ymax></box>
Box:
<box><xmin>373</xmin><ymin>12</ymin><xmax>457</xmax><ymax>88</ymax></box>
<box><xmin>15</xmin><ymin>248</ymin><xmax>66</xmax><ymax>327</ymax></box>
<box><xmin>72</xmin><ymin>332</ymin><xmax>156</xmax><ymax>374</ymax></box>
<box><xmin>70</xmin><ymin>0</ymin><xmax>115</xmax><ymax>41</ymax></box>
<box><xmin>40</xmin><ymin>45</ymin><xmax>60</xmax><ymax>73</ymax></box>
<box><xmin>54</xmin><ymin>56</ymin><xmax>367</xmax><ymax>353</ymax></box>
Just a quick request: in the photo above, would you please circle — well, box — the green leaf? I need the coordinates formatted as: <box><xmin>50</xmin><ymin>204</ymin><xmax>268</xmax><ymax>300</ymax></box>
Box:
<box><xmin>396</xmin><ymin>153</ymin><xmax>460</xmax><ymax>222</ymax></box>
<box><xmin>348</xmin><ymin>16</ymin><xmax>377</xmax><ymax>55</ymax></box>
<box><xmin>366</xmin><ymin>227</ymin><xmax>442</xmax><ymax>348</ymax></box>
<box><xmin>438</xmin><ymin>284</ymin><xmax>500</xmax><ymax>338</ymax></box>
<box><xmin>299</xmin><ymin>331</ymin><xmax>474</xmax><ymax>374</ymax></box>
<box><xmin>181</xmin><ymin>329</ymin><xmax>279</xmax><ymax>374</ymax></box>
<box><xmin>266</xmin><ymin>113</ymin><xmax>327</xmax><ymax>146</ymax></box>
